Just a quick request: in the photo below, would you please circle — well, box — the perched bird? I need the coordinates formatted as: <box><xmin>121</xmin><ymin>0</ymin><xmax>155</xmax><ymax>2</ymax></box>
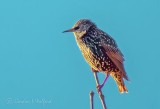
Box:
<box><xmin>63</xmin><ymin>19</ymin><xmax>129</xmax><ymax>93</ymax></box>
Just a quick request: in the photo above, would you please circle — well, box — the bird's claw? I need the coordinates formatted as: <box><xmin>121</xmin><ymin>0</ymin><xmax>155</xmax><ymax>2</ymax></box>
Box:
<box><xmin>96</xmin><ymin>84</ymin><xmax>104</xmax><ymax>93</ymax></box>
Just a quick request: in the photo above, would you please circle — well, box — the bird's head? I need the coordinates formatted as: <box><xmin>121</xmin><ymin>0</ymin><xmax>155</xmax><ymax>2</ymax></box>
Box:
<box><xmin>63</xmin><ymin>19</ymin><xmax>96</xmax><ymax>37</ymax></box>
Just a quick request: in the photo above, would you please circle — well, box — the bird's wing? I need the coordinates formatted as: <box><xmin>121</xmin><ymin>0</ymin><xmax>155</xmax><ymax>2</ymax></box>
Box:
<box><xmin>100</xmin><ymin>33</ymin><xmax>128</xmax><ymax>80</ymax></box>
<box><xmin>102</xmin><ymin>42</ymin><xmax>124</xmax><ymax>63</ymax></box>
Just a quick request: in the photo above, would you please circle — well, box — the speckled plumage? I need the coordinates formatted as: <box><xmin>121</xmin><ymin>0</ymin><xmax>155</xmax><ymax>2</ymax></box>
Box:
<box><xmin>64</xmin><ymin>19</ymin><xmax>129</xmax><ymax>93</ymax></box>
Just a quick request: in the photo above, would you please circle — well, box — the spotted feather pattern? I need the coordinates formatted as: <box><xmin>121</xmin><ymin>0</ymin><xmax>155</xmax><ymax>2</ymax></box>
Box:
<box><xmin>73</xmin><ymin>19</ymin><xmax>129</xmax><ymax>93</ymax></box>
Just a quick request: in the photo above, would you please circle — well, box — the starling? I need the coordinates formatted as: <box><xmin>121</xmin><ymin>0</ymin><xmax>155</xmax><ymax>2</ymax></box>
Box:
<box><xmin>63</xmin><ymin>19</ymin><xmax>129</xmax><ymax>93</ymax></box>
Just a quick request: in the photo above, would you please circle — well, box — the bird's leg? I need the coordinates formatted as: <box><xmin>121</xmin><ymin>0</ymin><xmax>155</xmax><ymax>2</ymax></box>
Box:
<box><xmin>97</xmin><ymin>73</ymin><xmax>110</xmax><ymax>92</ymax></box>
<box><xmin>92</xmin><ymin>70</ymin><xmax>107</xmax><ymax>109</ymax></box>
<box><xmin>91</xmin><ymin>68</ymin><xmax>109</xmax><ymax>92</ymax></box>
<box><xmin>91</xmin><ymin>68</ymin><xmax>98</xmax><ymax>73</ymax></box>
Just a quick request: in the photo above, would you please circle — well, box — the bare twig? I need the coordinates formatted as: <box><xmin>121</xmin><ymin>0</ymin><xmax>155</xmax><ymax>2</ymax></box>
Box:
<box><xmin>93</xmin><ymin>72</ymin><xmax>107</xmax><ymax>109</ymax></box>
<box><xmin>89</xmin><ymin>91</ymin><xmax>94</xmax><ymax>109</ymax></box>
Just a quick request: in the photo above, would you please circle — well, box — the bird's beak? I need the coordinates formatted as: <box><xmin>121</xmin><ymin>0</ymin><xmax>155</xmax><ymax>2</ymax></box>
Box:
<box><xmin>63</xmin><ymin>28</ymin><xmax>75</xmax><ymax>33</ymax></box>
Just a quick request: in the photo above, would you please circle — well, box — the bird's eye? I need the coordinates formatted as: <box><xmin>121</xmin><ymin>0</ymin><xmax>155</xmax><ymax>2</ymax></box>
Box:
<box><xmin>74</xmin><ymin>26</ymin><xmax>79</xmax><ymax>30</ymax></box>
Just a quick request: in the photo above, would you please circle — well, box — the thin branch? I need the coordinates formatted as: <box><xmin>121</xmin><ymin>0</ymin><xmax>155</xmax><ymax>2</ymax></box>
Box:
<box><xmin>89</xmin><ymin>91</ymin><xmax>94</xmax><ymax>109</ymax></box>
<box><xmin>93</xmin><ymin>72</ymin><xmax>107</xmax><ymax>109</ymax></box>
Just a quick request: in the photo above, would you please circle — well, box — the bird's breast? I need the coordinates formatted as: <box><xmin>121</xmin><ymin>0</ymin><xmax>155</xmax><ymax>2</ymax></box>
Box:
<box><xmin>74</xmin><ymin>35</ymin><xmax>118</xmax><ymax>72</ymax></box>
<box><xmin>75</xmin><ymin>36</ymin><xmax>106</xmax><ymax>71</ymax></box>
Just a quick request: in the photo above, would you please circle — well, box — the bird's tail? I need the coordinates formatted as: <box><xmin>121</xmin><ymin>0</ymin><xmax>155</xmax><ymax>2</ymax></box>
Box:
<box><xmin>110</xmin><ymin>71</ymin><xmax>128</xmax><ymax>93</ymax></box>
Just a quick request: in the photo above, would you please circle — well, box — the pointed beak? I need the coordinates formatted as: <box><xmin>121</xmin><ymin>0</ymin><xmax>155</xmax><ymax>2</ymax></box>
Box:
<box><xmin>63</xmin><ymin>28</ymin><xmax>75</xmax><ymax>33</ymax></box>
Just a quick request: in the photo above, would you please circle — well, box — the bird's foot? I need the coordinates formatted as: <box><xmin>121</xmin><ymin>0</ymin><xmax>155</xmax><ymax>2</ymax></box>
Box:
<box><xmin>96</xmin><ymin>84</ymin><xmax>104</xmax><ymax>93</ymax></box>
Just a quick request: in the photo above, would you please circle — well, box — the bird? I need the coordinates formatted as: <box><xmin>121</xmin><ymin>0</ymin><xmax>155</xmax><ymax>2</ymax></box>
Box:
<box><xmin>63</xmin><ymin>19</ymin><xmax>129</xmax><ymax>93</ymax></box>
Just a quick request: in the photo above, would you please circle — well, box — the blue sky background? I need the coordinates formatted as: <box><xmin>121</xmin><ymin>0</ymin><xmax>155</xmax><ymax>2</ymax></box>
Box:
<box><xmin>0</xmin><ymin>0</ymin><xmax>160</xmax><ymax>109</ymax></box>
